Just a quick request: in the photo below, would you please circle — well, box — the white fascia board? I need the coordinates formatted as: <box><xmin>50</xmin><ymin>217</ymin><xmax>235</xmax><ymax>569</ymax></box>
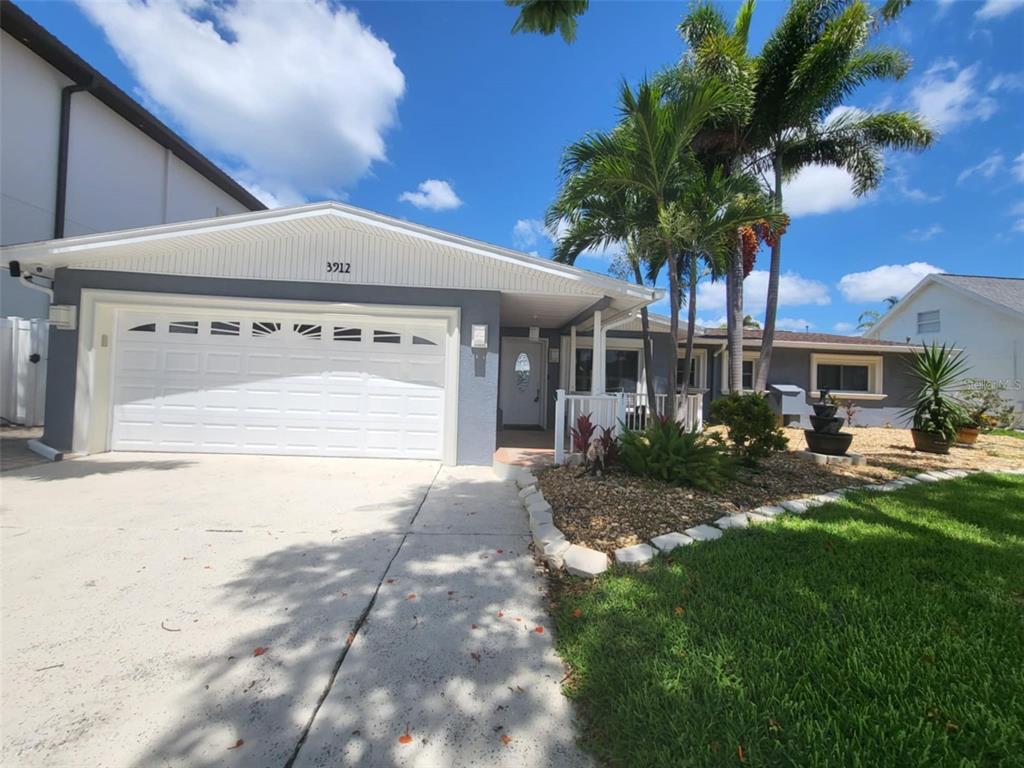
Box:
<box><xmin>0</xmin><ymin>201</ymin><xmax>660</xmax><ymax>305</ymax></box>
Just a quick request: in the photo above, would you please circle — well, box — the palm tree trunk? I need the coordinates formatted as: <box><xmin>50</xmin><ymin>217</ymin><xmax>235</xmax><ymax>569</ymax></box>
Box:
<box><xmin>756</xmin><ymin>154</ymin><xmax>783</xmax><ymax>391</ymax></box>
<box><xmin>632</xmin><ymin>261</ymin><xmax>659</xmax><ymax>417</ymax></box>
<box><xmin>666</xmin><ymin>243</ymin><xmax>680</xmax><ymax>422</ymax></box>
<box><xmin>680</xmin><ymin>252</ymin><xmax>698</xmax><ymax>425</ymax></box>
<box><xmin>727</xmin><ymin>242</ymin><xmax>745</xmax><ymax>391</ymax></box>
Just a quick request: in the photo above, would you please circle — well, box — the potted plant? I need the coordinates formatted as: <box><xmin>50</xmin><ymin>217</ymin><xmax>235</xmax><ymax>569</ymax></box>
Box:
<box><xmin>957</xmin><ymin>378</ymin><xmax>1015</xmax><ymax>444</ymax></box>
<box><xmin>902</xmin><ymin>343</ymin><xmax>969</xmax><ymax>454</ymax></box>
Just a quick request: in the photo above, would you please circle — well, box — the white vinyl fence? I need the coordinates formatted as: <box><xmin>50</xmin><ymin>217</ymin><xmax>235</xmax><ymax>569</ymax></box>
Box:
<box><xmin>554</xmin><ymin>390</ymin><xmax>703</xmax><ymax>464</ymax></box>
<box><xmin>1</xmin><ymin>317</ymin><xmax>48</xmax><ymax>427</ymax></box>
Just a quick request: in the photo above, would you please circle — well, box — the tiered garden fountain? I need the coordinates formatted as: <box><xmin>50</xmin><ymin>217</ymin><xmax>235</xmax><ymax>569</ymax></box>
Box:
<box><xmin>804</xmin><ymin>390</ymin><xmax>853</xmax><ymax>456</ymax></box>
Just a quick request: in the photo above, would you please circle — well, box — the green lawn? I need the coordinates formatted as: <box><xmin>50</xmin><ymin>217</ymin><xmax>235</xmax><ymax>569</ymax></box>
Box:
<box><xmin>986</xmin><ymin>428</ymin><xmax>1024</xmax><ymax>440</ymax></box>
<box><xmin>555</xmin><ymin>474</ymin><xmax>1024</xmax><ymax>768</ymax></box>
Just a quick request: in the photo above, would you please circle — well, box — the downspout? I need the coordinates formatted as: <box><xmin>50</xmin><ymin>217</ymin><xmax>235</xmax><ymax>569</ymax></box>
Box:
<box><xmin>54</xmin><ymin>80</ymin><xmax>91</xmax><ymax>239</ymax></box>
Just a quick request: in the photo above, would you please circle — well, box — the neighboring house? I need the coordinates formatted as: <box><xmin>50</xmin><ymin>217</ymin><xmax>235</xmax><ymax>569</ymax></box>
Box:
<box><xmin>865</xmin><ymin>274</ymin><xmax>1024</xmax><ymax>416</ymax></box>
<box><xmin>0</xmin><ymin>0</ymin><xmax>265</xmax><ymax>318</ymax></box>
<box><xmin>1</xmin><ymin>201</ymin><xmax>921</xmax><ymax>467</ymax></box>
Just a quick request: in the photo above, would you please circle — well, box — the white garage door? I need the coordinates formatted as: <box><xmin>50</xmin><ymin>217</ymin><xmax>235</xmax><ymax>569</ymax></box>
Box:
<box><xmin>110</xmin><ymin>308</ymin><xmax>449</xmax><ymax>459</ymax></box>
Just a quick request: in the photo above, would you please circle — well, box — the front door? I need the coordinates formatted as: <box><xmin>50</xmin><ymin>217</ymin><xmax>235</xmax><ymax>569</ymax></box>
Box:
<box><xmin>500</xmin><ymin>338</ymin><xmax>544</xmax><ymax>427</ymax></box>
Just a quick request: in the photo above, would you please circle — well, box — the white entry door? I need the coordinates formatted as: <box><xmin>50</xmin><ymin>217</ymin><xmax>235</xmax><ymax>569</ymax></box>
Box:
<box><xmin>109</xmin><ymin>308</ymin><xmax>449</xmax><ymax>459</ymax></box>
<box><xmin>500</xmin><ymin>338</ymin><xmax>545</xmax><ymax>427</ymax></box>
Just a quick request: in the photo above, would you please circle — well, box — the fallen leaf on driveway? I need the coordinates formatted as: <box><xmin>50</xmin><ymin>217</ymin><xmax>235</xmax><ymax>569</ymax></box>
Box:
<box><xmin>345</xmin><ymin>633</ymin><xmax>355</xmax><ymax>646</ymax></box>
<box><xmin>406</xmin><ymin>593</ymin><xmax>417</xmax><ymax>600</ymax></box>
<box><xmin>252</xmin><ymin>647</ymin><xmax>268</xmax><ymax>657</ymax></box>
<box><xmin>398</xmin><ymin>732</ymin><xmax>413</xmax><ymax>745</ymax></box>
<box><xmin>471</xmin><ymin>624</ymin><xmax>479</xmax><ymax>629</ymax></box>
<box><xmin>497</xmin><ymin>611</ymin><xmax>504</xmax><ymax>618</ymax></box>
<box><xmin>533</xmin><ymin>626</ymin><xmax>545</xmax><ymax>634</ymax></box>
<box><xmin>496</xmin><ymin>549</ymin><xmax>504</xmax><ymax>554</ymax></box>
<box><xmin>501</xmin><ymin>734</ymin><xmax>512</xmax><ymax>746</ymax></box>
<box><xmin>386</xmin><ymin>579</ymin><xmax>396</xmax><ymax>584</ymax></box>
<box><xmin>470</xmin><ymin>652</ymin><xmax>481</xmax><ymax>663</ymax></box>
<box><xmin>227</xmin><ymin>739</ymin><xmax>244</xmax><ymax>750</ymax></box>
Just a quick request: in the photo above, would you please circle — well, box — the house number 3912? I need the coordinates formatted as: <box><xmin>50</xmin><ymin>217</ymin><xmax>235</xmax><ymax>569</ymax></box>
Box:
<box><xmin>326</xmin><ymin>261</ymin><xmax>351</xmax><ymax>274</ymax></box>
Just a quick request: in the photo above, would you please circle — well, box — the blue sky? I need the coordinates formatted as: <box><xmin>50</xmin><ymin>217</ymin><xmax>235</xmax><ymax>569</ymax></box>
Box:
<box><xmin>20</xmin><ymin>0</ymin><xmax>1024</xmax><ymax>333</ymax></box>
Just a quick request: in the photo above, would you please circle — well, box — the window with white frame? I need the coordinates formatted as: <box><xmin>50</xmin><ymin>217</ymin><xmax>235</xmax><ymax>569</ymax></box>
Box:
<box><xmin>810</xmin><ymin>353</ymin><xmax>884</xmax><ymax>397</ymax></box>
<box><xmin>719</xmin><ymin>352</ymin><xmax>759</xmax><ymax>392</ymax></box>
<box><xmin>916</xmin><ymin>310</ymin><xmax>940</xmax><ymax>334</ymax></box>
<box><xmin>565</xmin><ymin>338</ymin><xmax>646</xmax><ymax>393</ymax></box>
<box><xmin>675</xmin><ymin>349</ymin><xmax>708</xmax><ymax>390</ymax></box>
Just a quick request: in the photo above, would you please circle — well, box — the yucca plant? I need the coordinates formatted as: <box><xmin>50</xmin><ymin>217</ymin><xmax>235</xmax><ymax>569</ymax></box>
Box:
<box><xmin>901</xmin><ymin>343</ymin><xmax>970</xmax><ymax>445</ymax></box>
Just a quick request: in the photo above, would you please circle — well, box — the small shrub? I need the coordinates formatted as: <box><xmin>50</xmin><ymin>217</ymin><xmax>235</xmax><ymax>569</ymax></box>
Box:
<box><xmin>618</xmin><ymin>416</ymin><xmax>735</xmax><ymax>491</ymax></box>
<box><xmin>959</xmin><ymin>378</ymin><xmax>1017</xmax><ymax>429</ymax></box>
<box><xmin>709</xmin><ymin>392</ymin><xmax>788</xmax><ymax>464</ymax></box>
<box><xmin>571</xmin><ymin>412</ymin><xmax>597</xmax><ymax>459</ymax></box>
<box><xmin>842</xmin><ymin>400</ymin><xmax>859</xmax><ymax>427</ymax></box>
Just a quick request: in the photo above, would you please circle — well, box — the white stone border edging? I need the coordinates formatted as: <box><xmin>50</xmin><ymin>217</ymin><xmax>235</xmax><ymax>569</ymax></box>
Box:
<box><xmin>512</xmin><ymin>466</ymin><xmax>1023</xmax><ymax>578</ymax></box>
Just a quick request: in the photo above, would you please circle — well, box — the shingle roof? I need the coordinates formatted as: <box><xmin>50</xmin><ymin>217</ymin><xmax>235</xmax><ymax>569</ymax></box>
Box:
<box><xmin>937</xmin><ymin>274</ymin><xmax>1024</xmax><ymax>316</ymax></box>
<box><xmin>698</xmin><ymin>328</ymin><xmax>907</xmax><ymax>346</ymax></box>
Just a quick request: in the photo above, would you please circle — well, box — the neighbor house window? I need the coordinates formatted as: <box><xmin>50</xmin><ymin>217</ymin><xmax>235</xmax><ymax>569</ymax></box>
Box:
<box><xmin>810</xmin><ymin>354</ymin><xmax>884</xmax><ymax>397</ymax></box>
<box><xmin>917</xmin><ymin>310</ymin><xmax>940</xmax><ymax>334</ymax></box>
<box><xmin>574</xmin><ymin>348</ymin><xmax>639</xmax><ymax>393</ymax></box>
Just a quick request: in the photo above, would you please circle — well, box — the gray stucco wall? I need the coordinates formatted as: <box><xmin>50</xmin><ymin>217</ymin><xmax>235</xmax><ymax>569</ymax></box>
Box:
<box><xmin>759</xmin><ymin>347</ymin><xmax>916</xmax><ymax>427</ymax></box>
<box><xmin>44</xmin><ymin>269</ymin><xmax>501</xmax><ymax>465</ymax></box>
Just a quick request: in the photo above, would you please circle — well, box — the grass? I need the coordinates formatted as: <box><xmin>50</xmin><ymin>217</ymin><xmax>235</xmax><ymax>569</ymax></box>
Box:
<box><xmin>986</xmin><ymin>428</ymin><xmax>1024</xmax><ymax>440</ymax></box>
<box><xmin>554</xmin><ymin>473</ymin><xmax>1024</xmax><ymax>768</ymax></box>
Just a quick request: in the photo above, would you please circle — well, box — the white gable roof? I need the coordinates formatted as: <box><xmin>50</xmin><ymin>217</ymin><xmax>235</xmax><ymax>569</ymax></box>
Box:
<box><xmin>868</xmin><ymin>273</ymin><xmax>1024</xmax><ymax>337</ymax></box>
<box><xmin>1</xmin><ymin>201</ymin><xmax>661</xmax><ymax>327</ymax></box>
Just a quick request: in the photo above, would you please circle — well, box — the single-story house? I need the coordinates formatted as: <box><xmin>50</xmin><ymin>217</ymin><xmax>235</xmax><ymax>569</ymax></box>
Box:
<box><xmin>0</xmin><ymin>202</ymin><xmax>921</xmax><ymax>466</ymax></box>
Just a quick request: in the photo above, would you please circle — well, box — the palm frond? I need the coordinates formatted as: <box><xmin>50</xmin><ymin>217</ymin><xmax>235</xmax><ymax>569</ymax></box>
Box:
<box><xmin>506</xmin><ymin>0</ymin><xmax>589</xmax><ymax>43</ymax></box>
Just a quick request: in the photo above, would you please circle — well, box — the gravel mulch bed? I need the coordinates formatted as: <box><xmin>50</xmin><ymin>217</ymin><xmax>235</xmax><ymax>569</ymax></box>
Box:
<box><xmin>536</xmin><ymin>427</ymin><xmax>1024</xmax><ymax>556</ymax></box>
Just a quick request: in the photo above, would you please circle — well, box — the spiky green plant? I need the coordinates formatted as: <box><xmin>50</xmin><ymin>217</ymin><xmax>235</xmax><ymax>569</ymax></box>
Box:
<box><xmin>901</xmin><ymin>343</ymin><xmax>970</xmax><ymax>442</ymax></box>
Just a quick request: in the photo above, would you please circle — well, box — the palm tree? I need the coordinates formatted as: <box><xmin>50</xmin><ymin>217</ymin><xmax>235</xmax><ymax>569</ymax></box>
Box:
<box><xmin>743</xmin><ymin>315</ymin><xmax>761</xmax><ymax>328</ymax></box>
<box><xmin>657</xmin><ymin>168</ymin><xmax>783</xmax><ymax>400</ymax></box>
<box><xmin>857</xmin><ymin>309</ymin><xmax>881</xmax><ymax>331</ymax></box>
<box><xmin>742</xmin><ymin>0</ymin><xmax>933</xmax><ymax>390</ymax></box>
<box><xmin>506</xmin><ymin>0</ymin><xmax>588</xmax><ymax>42</ymax></box>
<box><xmin>668</xmin><ymin>0</ymin><xmax>932</xmax><ymax>393</ymax></box>
<box><xmin>550</xmin><ymin>78</ymin><xmax>739</xmax><ymax>419</ymax></box>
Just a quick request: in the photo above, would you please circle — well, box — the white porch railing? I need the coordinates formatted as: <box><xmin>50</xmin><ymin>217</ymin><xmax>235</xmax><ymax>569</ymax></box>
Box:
<box><xmin>554</xmin><ymin>390</ymin><xmax>705</xmax><ymax>464</ymax></box>
<box><xmin>0</xmin><ymin>317</ymin><xmax>48</xmax><ymax>427</ymax></box>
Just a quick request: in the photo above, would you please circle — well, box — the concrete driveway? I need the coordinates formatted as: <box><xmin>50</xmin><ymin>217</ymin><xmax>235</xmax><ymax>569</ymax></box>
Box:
<box><xmin>1</xmin><ymin>453</ymin><xmax>589</xmax><ymax>768</ymax></box>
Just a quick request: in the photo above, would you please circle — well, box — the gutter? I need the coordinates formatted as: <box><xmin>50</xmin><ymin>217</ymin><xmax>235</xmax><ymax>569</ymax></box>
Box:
<box><xmin>55</xmin><ymin>80</ymin><xmax>91</xmax><ymax>238</ymax></box>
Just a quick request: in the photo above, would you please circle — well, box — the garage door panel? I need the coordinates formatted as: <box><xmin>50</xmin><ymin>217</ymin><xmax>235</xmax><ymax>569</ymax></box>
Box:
<box><xmin>110</xmin><ymin>307</ymin><xmax>448</xmax><ymax>460</ymax></box>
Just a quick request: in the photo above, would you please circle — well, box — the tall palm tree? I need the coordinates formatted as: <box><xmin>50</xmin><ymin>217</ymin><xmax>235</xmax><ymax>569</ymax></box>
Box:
<box><xmin>657</xmin><ymin>168</ymin><xmax>783</xmax><ymax>400</ymax></box>
<box><xmin>669</xmin><ymin>0</ymin><xmax>932</xmax><ymax>393</ymax></box>
<box><xmin>742</xmin><ymin>0</ymin><xmax>933</xmax><ymax>390</ymax></box>
<box><xmin>551</xmin><ymin>78</ymin><xmax>739</xmax><ymax>419</ymax></box>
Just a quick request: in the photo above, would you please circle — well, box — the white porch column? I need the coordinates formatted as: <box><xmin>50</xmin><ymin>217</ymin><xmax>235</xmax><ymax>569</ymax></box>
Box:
<box><xmin>569</xmin><ymin>325</ymin><xmax>577</xmax><ymax>391</ymax></box>
<box><xmin>592</xmin><ymin>310</ymin><xmax>605</xmax><ymax>394</ymax></box>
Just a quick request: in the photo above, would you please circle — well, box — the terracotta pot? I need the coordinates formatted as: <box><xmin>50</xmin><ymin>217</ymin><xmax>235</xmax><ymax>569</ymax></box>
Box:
<box><xmin>911</xmin><ymin>429</ymin><xmax>952</xmax><ymax>455</ymax></box>
<box><xmin>956</xmin><ymin>426</ymin><xmax>980</xmax><ymax>445</ymax></box>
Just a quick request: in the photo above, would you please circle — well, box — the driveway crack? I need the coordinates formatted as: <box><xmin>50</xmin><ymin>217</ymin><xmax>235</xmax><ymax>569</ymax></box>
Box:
<box><xmin>283</xmin><ymin>463</ymin><xmax>442</xmax><ymax>768</ymax></box>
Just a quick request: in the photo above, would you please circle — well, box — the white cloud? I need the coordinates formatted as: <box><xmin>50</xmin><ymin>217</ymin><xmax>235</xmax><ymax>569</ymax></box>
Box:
<box><xmin>776</xmin><ymin>318</ymin><xmax>814</xmax><ymax>332</ymax></box>
<box><xmin>696</xmin><ymin>315</ymin><xmax>728</xmax><ymax>329</ymax></box>
<box><xmin>989</xmin><ymin>72</ymin><xmax>1024</xmax><ymax>92</ymax></box>
<box><xmin>1013</xmin><ymin>153</ymin><xmax>1024</xmax><ymax>183</ymax></box>
<box><xmin>1013</xmin><ymin>219</ymin><xmax>1024</xmax><ymax>234</ymax></box>
<box><xmin>398</xmin><ymin>179</ymin><xmax>463</xmax><ymax>211</ymax></box>
<box><xmin>977</xmin><ymin>0</ymin><xmax>1024</xmax><ymax>20</ymax></box>
<box><xmin>838</xmin><ymin>262</ymin><xmax>945</xmax><ymax>303</ymax></box>
<box><xmin>906</xmin><ymin>224</ymin><xmax>945</xmax><ymax>241</ymax></box>
<box><xmin>512</xmin><ymin>218</ymin><xmax>546</xmax><ymax>249</ymax></box>
<box><xmin>957</xmin><ymin>152</ymin><xmax>1005</xmax><ymax>184</ymax></box>
<box><xmin>697</xmin><ymin>270</ymin><xmax>830</xmax><ymax>314</ymax></box>
<box><xmin>782</xmin><ymin>165</ymin><xmax>863</xmax><ymax>217</ymax></box>
<box><xmin>77</xmin><ymin>0</ymin><xmax>404</xmax><ymax>204</ymax></box>
<box><xmin>833</xmin><ymin>321</ymin><xmax>857</xmax><ymax>333</ymax></box>
<box><xmin>909</xmin><ymin>60</ymin><xmax>997</xmax><ymax>132</ymax></box>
